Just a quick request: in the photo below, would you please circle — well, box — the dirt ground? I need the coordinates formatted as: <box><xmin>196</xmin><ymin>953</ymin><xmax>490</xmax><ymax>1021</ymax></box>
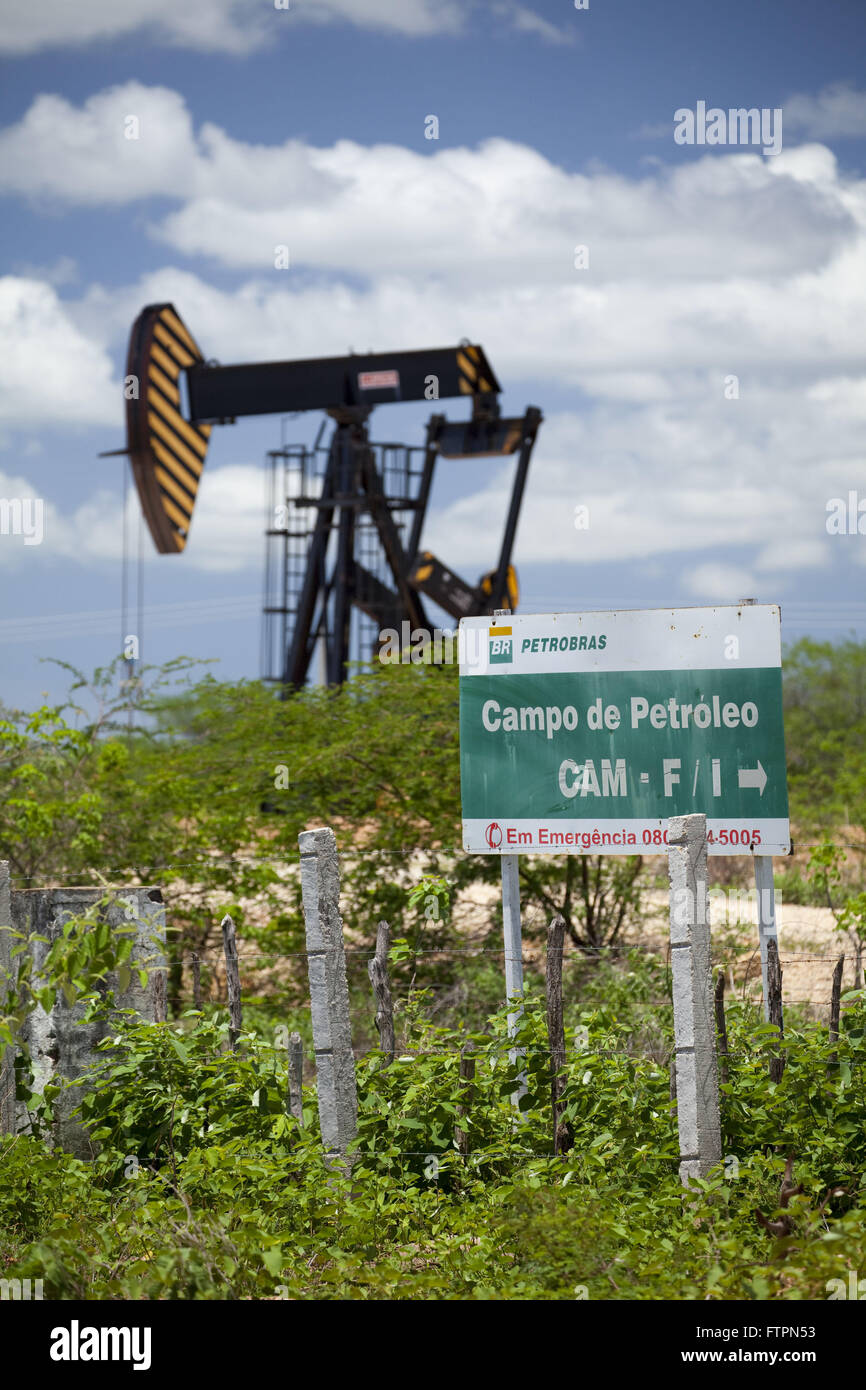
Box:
<box><xmin>384</xmin><ymin>876</ymin><xmax>860</xmax><ymax>1018</ymax></box>
<box><xmin>168</xmin><ymin>849</ymin><xmax>861</xmax><ymax>1021</ymax></box>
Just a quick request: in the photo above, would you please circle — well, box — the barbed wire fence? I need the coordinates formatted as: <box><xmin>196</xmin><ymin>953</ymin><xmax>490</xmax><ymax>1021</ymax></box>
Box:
<box><xmin>4</xmin><ymin>837</ymin><xmax>865</xmax><ymax>1172</ymax></box>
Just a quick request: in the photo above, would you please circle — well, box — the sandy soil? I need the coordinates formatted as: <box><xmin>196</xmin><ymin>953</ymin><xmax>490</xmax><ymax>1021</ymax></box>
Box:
<box><xmin>163</xmin><ymin>850</ymin><xmax>861</xmax><ymax>1019</ymax></box>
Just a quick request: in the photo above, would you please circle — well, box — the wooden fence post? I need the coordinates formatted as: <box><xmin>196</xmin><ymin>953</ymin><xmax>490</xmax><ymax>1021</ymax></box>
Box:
<box><xmin>454</xmin><ymin>1045</ymin><xmax>475</xmax><ymax>1156</ymax></box>
<box><xmin>829</xmin><ymin>952</ymin><xmax>845</xmax><ymax>1065</ymax></box>
<box><xmin>545</xmin><ymin>914</ymin><xmax>573</xmax><ymax>1155</ymax></box>
<box><xmin>766</xmin><ymin>937</ymin><xmax>784</xmax><ymax>1083</ymax></box>
<box><xmin>298</xmin><ymin>827</ymin><xmax>358</xmax><ymax>1163</ymax></box>
<box><xmin>221</xmin><ymin>914</ymin><xmax>243</xmax><ymax>1051</ymax></box>
<box><xmin>191</xmin><ymin>951</ymin><xmax>202</xmax><ymax>1011</ymax></box>
<box><xmin>152</xmin><ymin>967</ymin><xmax>167</xmax><ymax>1023</ymax></box>
<box><xmin>367</xmin><ymin>919</ymin><xmax>394</xmax><ymax>1066</ymax></box>
<box><xmin>714</xmin><ymin>970</ymin><xmax>729</xmax><ymax>1087</ymax></box>
<box><xmin>287</xmin><ymin>1031</ymin><xmax>304</xmax><ymax>1123</ymax></box>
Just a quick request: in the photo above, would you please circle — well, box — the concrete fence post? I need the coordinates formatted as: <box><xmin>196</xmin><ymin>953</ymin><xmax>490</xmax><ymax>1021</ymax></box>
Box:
<box><xmin>666</xmin><ymin>813</ymin><xmax>722</xmax><ymax>1185</ymax></box>
<box><xmin>298</xmin><ymin>828</ymin><xmax>357</xmax><ymax>1162</ymax></box>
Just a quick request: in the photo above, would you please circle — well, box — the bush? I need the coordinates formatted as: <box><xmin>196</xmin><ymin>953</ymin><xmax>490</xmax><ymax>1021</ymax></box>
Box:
<box><xmin>2</xmin><ymin>990</ymin><xmax>864</xmax><ymax>1299</ymax></box>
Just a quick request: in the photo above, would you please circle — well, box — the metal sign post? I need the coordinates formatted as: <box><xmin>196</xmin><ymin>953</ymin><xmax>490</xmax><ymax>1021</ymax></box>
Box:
<box><xmin>500</xmin><ymin>852</ymin><xmax>528</xmax><ymax>1108</ymax></box>
<box><xmin>754</xmin><ymin>854</ymin><xmax>779</xmax><ymax>1023</ymax></box>
<box><xmin>491</xmin><ymin>610</ymin><xmax>528</xmax><ymax>1110</ymax></box>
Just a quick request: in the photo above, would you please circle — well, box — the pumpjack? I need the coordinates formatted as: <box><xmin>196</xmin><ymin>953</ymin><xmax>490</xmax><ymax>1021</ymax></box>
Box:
<box><xmin>121</xmin><ymin>303</ymin><xmax>542</xmax><ymax>687</ymax></box>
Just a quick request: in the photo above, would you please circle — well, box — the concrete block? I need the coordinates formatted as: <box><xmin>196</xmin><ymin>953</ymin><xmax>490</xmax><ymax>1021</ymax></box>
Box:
<box><xmin>6</xmin><ymin>887</ymin><xmax>166</xmax><ymax>1156</ymax></box>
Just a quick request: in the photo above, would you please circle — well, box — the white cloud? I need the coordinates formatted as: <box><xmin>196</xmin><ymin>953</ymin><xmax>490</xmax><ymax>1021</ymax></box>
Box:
<box><xmin>784</xmin><ymin>83</ymin><xmax>866</xmax><ymax>140</ymax></box>
<box><xmin>0</xmin><ymin>0</ymin><xmax>561</xmax><ymax>54</ymax></box>
<box><xmin>2</xmin><ymin>87</ymin><xmax>864</xmax><ymax>588</ymax></box>
<box><xmin>754</xmin><ymin>539</ymin><xmax>829</xmax><ymax>571</ymax></box>
<box><xmin>291</xmin><ymin>0</ymin><xmax>465</xmax><ymax>37</ymax></box>
<box><xmin>0</xmin><ymin>469</ymin><xmax>47</xmax><ymax>559</ymax></box>
<box><xmin>489</xmin><ymin>2</ymin><xmax>573</xmax><ymax>44</ymax></box>
<box><xmin>806</xmin><ymin>376</ymin><xmax>866</xmax><ymax>420</ymax></box>
<box><xmin>631</xmin><ymin>121</ymin><xmax>671</xmax><ymax>142</ymax></box>
<box><xmin>0</xmin><ymin>278</ymin><xmax>117</xmax><ymax>428</ymax></box>
<box><xmin>0</xmin><ymin>86</ymin><xmax>859</xmax><ymax>293</ymax></box>
<box><xmin>0</xmin><ymin>460</ymin><xmax>263</xmax><ymax>573</ymax></box>
<box><xmin>181</xmin><ymin>463</ymin><xmax>266</xmax><ymax>571</ymax></box>
<box><xmin>421</xmin><ymin>380</ymin><xmax>865</xmax><ymax>581</ymax></box>
<box><xmin>0</xmin><ymin>85</ymin><xmax>200</xmax><ymax>204</ymax></box>
<box><xmin>634</xmin><ymin>85</ymin><xmax>866</xmax><ymax>148</ymax></box>
<box><xmin>2</xmin><ymin>367</ymin><xmax>863</xmax><ymax>582</ymax></box>
<box><xmin>0</xmin><ymin>0</ymin><xmax>272</xmax><ymax>55</ymax></box>
<box><xmin>11</xmin><ymin>256</ymin><xmax>78</xmax><ymax>287</ymax></box>
<box><xmin>683</xmin><ymin>564</ymin><xmax>757</xmax><ymax>601</ymax></box>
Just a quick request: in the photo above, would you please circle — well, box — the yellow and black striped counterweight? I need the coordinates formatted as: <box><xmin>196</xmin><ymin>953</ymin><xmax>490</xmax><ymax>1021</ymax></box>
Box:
<box><xmin>125</xmin><ymin>303</ymin><xmax>212</xmax><ymax>554</ymax></box>
<box><xmin>456</xmin><ymin>344</ymin><xmax>495</xmax><ymax>396</ymax></box>
<box><xmin>480</xmin><ymin>564</ymin><xmax>519</xmax><ymax>612</ymax></box>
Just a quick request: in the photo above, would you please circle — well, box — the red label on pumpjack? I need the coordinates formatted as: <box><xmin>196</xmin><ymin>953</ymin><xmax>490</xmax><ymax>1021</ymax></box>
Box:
<box><xmin>358</xmin><ymin>370</ymin><xmax>399</xmax><ymax>390</ymax></box>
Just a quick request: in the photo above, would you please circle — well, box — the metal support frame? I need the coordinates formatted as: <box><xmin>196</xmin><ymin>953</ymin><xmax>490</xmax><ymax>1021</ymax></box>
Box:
<box><xmin>488</xmin><ymin>407</ymin><xmax>542</xmax><ymax>617</ymax></box>
<box><xmin>754</xmin><ymin>855</ymin><xmax>779</xmax><ymax>1024</ymax></box>
<box><xmin>269</xmin><ymin>400</ymin><xmax>543</xmax><ymax>689</ymax></box>
<box><xmin>406</xmin><ymin>416</ymin><xmax>442</xmax><ymax>565</ymax></box>
<box><xmin>284</xmin><ymin>437</ymin><xmax>340</xmax><ymax>688</ymax></box>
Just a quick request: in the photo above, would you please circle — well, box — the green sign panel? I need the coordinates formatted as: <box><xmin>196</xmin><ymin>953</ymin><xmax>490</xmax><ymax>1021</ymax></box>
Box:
<box><xmin>458</xmin><ymin>606</ymin><xmax>790</xmax><ymax>856</ymax></box>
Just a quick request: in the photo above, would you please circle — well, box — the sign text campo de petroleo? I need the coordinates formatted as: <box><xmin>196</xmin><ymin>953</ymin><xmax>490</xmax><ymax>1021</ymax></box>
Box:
<box><xmin>458</xmin><ymin>606</ymin><xmax>790</xmax><ymax>856</ymax></box>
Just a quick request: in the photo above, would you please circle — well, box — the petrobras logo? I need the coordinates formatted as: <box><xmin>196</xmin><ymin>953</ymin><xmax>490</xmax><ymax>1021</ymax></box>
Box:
<box><xmin>488</xmin><ymin>625</ymin><xmax>513</xmax><ymax>664</ymax></box>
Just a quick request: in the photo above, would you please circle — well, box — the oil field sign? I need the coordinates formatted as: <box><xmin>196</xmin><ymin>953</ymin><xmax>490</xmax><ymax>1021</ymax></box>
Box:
<box><xmin>458</xmin><ymin>605</ymin><xmax>790</xmax><ymax>856</ymax></box>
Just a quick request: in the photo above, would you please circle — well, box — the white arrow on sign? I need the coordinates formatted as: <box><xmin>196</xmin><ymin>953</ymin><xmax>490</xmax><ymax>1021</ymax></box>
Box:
<box><xmin>738</xmin><ymin>761</ymin><xmax>767</xmax><ymax>795</ymax></box>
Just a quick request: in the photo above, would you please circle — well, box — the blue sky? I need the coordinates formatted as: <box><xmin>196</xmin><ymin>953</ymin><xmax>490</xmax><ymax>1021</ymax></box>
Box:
<box><xmin>0</xmin><ymin>0</ymin><xmax>865</xmax><ymax>710</ymax></box>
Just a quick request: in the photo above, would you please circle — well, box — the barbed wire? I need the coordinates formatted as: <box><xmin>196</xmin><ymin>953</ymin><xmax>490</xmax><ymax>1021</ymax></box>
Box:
<box><xmin>174</xmin><ymin>947</ymin><xmax>861</xmax><ymax>961</ymax></box>
<box><xmin>337</xmin><ymin>1047</ymin><xmax>865</xmax><ymax>1061</ymax></box>
<box><xmin>117</xmin><ymin>1149</ymin><xmax>673</xmax><ymax>1168</ymax></box>
<box><xmin>86</xmin><ymin>1034</ymin><xmax>866</xmax><ymax>1064</ymax></box>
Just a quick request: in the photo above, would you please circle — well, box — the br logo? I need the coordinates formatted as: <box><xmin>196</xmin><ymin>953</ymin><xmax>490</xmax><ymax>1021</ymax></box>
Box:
<box><xmin>488</xmin><ymin>626</ymin><xmax>513</xmax><ymax>665</ymax></box>
<box><xmin>485</xmin><ymin>822</ymin><xmax>503</xmax><ymax>849</ymax></box>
